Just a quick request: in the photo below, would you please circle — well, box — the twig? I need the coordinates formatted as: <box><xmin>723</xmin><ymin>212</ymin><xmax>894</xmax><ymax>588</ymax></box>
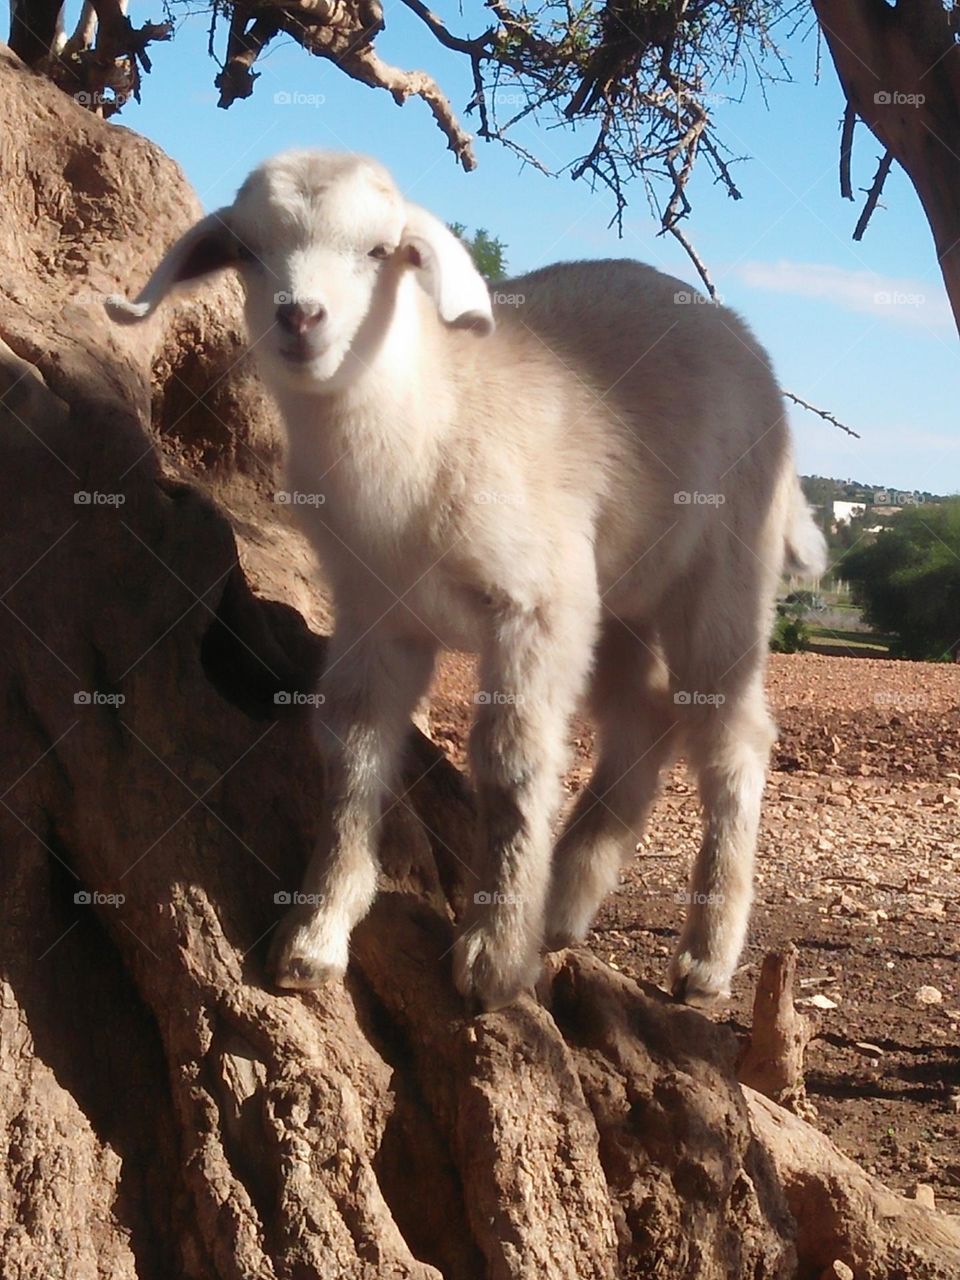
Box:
<box><xmin>668</xmin><ymin>225</ymin><xmax>718</xmax><ymax>298</ymax></box>
<box><xmin>397</xmin><ymin>0</ymin><xmax>491</xmax><ymax>56</ymax></box>
<box><xmin>839</xmin><ymin>102</ymin><xmax>855</xmax><ymax>200</ymax></box>
<box><xmin>853</xmin><ymin>150</ymin><xmax>894</xmax><ymax>241</ymax></box>
<box><xmin>783</xmin><ymin>390</ymin><xmax>860</xmax><ymax>438</ymax></box>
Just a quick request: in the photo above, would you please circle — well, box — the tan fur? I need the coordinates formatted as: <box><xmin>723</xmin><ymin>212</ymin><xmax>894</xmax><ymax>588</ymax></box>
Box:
<box><xmin>108</xmin><ymin>150</ymin><xmax>826</xmax><ymax>1010</ymax></box>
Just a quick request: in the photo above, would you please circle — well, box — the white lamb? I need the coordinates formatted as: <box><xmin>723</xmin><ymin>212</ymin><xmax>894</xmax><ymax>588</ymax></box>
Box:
<box><xmin>108</xmin><ymin>149</ymin><xmax>826</xmax><ymax>1010</ymax></box>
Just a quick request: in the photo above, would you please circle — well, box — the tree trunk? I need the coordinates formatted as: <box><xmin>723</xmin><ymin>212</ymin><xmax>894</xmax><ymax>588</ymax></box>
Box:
<box><xmin>812</xmin><ymin>0</ymin><xmax>960</xmax><ymax>337</ymax></box>
<box><xmin>1</xmin><ymin>41</ymin><xmax>959</xmax><ymax>1280</ymax></box>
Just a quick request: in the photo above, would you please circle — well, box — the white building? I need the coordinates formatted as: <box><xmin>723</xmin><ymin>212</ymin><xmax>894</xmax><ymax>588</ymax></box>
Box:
<box><xmin>832</xmin><ymin>500</ymin><xmax>866</xmax><ymax>526</ymax></box>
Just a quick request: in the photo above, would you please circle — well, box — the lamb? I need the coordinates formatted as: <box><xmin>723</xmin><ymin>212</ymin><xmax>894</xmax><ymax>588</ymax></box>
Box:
<box><xmin>108</xmin><ymin>149</ymin><xmax>826</xmax><ymax>1011</ymax></box>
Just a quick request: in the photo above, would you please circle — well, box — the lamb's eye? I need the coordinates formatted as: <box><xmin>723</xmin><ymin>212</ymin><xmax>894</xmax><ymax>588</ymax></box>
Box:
<box><xmin>368</xmin><ymin>244</ymin><xmax>391</xmax><ymax>261</ymax></box>
<box><xmin>235</xmin><ymin>242</ymin><xmax>259</xmax><ymax>265</ymax></box>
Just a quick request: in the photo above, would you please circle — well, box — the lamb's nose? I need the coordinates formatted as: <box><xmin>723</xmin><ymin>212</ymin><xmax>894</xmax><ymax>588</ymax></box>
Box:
<box><xmin>276</xmin><ymin>300</ymin><xmax>326</xmax><ymax>334</ymax></box>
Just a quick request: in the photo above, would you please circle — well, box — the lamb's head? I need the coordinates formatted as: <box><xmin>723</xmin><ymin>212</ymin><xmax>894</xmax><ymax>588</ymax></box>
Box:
<box><xmin>107</xmin><ymin>149</ymin><xmax>494</xmax><ymax>393</ymax></box>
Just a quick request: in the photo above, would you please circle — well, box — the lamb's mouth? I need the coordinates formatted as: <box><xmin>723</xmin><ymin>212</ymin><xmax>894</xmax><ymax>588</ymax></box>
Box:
<box><xmin>280</xmin><ymin>346</ymin><xmax>320</xmax><ymax>365</ymax></box>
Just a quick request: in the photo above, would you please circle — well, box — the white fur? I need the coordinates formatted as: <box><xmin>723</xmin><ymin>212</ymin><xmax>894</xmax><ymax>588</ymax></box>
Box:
<box><xmin>109</xmin><ymin>149</ymin><xmax>826</xmax><ymax>1010</ymax></box>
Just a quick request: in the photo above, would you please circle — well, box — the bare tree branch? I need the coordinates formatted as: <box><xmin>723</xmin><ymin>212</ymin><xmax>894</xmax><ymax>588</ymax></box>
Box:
<box><xmin>783</xmin><ymin>390</ymin><xmax>861</xmax><ymax>438</ymax></box>
<box><xmin>397</xmin><ymin>0</ymin><xmax>491</xmax><ymax>57</ymax></box>
<box><xmin>668</xmin><ymin>225</ymin><xmax>718</xmax><ymax>297</ymax></box>
<box><xmin>853</xmin><ymin>149</ymin><xmax>894</xmax><ymax>241</ymax></box>
<box><xmin>839</xmin><ymin>102</ymin><xmax>855</xmax><ymax>200</ymax></box>
<box><xmin>215</xmin><ymin>10</ymin><xmax>278</xmax><ymax>108</ymax></box>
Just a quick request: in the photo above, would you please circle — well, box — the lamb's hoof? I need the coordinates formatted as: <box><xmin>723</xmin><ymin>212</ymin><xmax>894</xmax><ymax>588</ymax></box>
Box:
<box><xmin>272</xmin><ymin>954</ymin><xmax>343</xmax><ymax>991</ymax></box>
<box><xmin>453</xmin><ymin>928</ymin><xmax>539</xmax><ymax>1012</ymax></box>
<box><xmin>542</xmin><ymin>927</ymin><xmax>581</xmax><ymax>954</ymax></box>
<box><xmin>268</xmin><ymin>912</ymin><xmax>347</xmax><ymax>992</ymax></box>
<box><xmin>667</xmin><ymin>949</ymin><xmax>731</xmax><ymax>1007</ymax></box>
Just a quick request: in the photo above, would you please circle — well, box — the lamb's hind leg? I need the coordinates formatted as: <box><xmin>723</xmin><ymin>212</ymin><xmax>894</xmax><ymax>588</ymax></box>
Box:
<box><xmin>667</xmin><ymin>676</ymin><xmax>775</xmax><ymax>1006</ymax></box>
<box><xmin>545</xmin><ymin>618</ymin><xmax>679</xmax><ymax>950</ymax></box>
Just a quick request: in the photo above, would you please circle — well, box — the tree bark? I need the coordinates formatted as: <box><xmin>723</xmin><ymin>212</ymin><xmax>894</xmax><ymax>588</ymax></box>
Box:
<box><xmin>1</xmin><ymin>41</ymin><xmax>959</xmax><ymax>1280</ymax></box>
<box><xmin>812</xmin><ymin>0</ymin><xmax>960</xmax><ymax>337</ymax></box>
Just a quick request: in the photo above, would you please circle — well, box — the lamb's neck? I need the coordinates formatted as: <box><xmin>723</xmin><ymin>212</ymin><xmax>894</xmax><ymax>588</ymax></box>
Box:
<box><xmin>275</xmin><ymin>288</ymin><xmax>458</xmax><ymax>482</ymax></box>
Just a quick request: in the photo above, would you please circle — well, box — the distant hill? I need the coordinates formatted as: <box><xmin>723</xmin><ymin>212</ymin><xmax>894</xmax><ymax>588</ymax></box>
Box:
<box><xmin>800</xmin><ymin>476</ymin><xmax>953</xmax><ymax>508</ymax></box>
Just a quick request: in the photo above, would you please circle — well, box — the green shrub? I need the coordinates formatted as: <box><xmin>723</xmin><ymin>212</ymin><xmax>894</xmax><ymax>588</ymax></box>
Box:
<box><xmin>770</xmin><ymin>615</ymin><xmax>810</xmax><ymax>653</ymax></box>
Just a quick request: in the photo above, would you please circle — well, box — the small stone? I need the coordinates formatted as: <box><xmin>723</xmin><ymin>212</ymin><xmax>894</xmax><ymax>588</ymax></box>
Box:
<box><xmin>799</xmin><ymin>993</ymin><xmax>838</xmax><ymax>1010</ymax></box>
<box><xmin>915</xmin><ymin>985</ymin><xmax>943</xmax><ymax>1005</ymax></box>
<box><xmin>854</xmin><ymin>1041</ymin><xmax>884</xmax><ymax>1059</ymax></box>
<box><xmin>910</xmin><ymin>1183</ymin><xmax>936</xmax><ymax>1209</ymax></box>
<box><xmin>819</xmin><ymin>1262</ymin><xmax>854</xmax><ymax>1280</ymax></box>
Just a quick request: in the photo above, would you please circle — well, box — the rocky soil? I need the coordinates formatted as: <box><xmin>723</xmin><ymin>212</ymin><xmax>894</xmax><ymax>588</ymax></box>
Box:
<box><xmin>431</xmin><ymin>651</ymin><xmax>960</xmax><ymax>1207</ymax></box>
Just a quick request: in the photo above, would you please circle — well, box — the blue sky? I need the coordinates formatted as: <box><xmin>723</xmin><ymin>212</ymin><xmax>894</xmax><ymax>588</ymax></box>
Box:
<box><xmin>103</xmin><ymin>2</ymin><xmax>959</xmax><ymax>493</ymax></box>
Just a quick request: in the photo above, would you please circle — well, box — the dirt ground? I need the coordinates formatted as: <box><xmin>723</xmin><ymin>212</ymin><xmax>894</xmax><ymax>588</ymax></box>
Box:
<box><xmin>429</xmin><ymin>651</ymin><xmax>960</xmax><ymax>1207</ymax></box>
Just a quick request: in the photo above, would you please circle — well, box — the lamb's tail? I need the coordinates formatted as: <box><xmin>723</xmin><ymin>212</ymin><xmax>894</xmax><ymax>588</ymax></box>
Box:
<box><xmin>784</xmin><ymin>477</ymin><xmax>827</xmax><ymax>578</ymax></box>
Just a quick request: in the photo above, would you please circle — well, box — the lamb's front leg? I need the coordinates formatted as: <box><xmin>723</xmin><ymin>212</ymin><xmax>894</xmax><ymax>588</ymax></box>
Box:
<box><xmin>270</xmin><ymin>629</ymin><xmax>435</xmax><ymax>990</ymax></box>
<box><xmin>454</xmin><ymin>590</ymin><xmax>597</xmax><ymax>1010</ymax></box>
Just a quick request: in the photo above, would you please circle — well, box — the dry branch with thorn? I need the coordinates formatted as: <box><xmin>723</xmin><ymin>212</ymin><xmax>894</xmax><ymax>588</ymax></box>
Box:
<box><xmin>854</xmin><ymin>150</ymin><xmax>894</xmax><ymax>242</ymax></box>
<box><xmin>783</xmin><ymin>390</ymin><xmax>860</xmax><ymax>439</ymax></box>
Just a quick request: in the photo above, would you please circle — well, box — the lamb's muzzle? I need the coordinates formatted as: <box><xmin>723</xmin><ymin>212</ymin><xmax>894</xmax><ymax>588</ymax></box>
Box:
<box><xmin>108</xmin><ymin>148</ymin><xmax>827</xmax><ymax>1011</ymax></box>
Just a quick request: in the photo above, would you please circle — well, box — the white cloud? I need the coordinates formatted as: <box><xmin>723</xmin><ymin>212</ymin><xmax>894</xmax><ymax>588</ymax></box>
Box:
<box><xmin>734</xmin><ymin>259</ymin><xmax>953</xmax><ymax>332</ymax></box>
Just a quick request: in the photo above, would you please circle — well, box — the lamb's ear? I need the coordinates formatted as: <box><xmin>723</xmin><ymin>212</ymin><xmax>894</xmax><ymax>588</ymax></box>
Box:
<box><xmin>105</xmin><ymin>209</ymin><xmax>238</xmax><ymax>325</ymax></box>
<box><xmin>400</xmin><ymin>205</ymin><xmax>495</xmax><ymax>335</ymax></box>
